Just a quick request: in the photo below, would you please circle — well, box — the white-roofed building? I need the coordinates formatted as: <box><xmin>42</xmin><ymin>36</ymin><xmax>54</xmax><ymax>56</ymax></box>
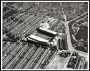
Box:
<box><xmin>39</xmin><ymin>27</ymin><xmax>57</xmax><ymax>35</ymax></box>
<box><xmin>29</xmin><ymin>34</ymin><xmax>49</xmax><ymax>43</ymax></box>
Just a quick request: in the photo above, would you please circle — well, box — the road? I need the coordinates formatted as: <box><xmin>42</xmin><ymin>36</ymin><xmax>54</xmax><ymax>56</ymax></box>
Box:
<box><xmin>63</xmin><ymin>21</ymin><xmax>88</xmax><ymax>59</ymax></box>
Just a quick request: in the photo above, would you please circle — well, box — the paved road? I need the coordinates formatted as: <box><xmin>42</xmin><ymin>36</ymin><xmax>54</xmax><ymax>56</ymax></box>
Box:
<box><xmin>63</xmin><ymin>21</ymin><xmax>88</xmax><ymax>59</ymax></box>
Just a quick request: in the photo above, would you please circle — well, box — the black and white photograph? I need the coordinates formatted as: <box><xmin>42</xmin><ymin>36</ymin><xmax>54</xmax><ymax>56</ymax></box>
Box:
<box><xmin>1</xmin><ymin>1</ymin><xmax>89</xmax><ymax>70</ymax></box>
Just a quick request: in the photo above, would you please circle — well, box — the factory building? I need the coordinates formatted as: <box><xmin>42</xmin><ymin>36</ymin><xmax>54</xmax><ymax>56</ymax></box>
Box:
<box><xmin>27</xmin><ymin>26</ymin><xmax>67</xmax><ymax>50</ymax></box>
